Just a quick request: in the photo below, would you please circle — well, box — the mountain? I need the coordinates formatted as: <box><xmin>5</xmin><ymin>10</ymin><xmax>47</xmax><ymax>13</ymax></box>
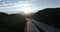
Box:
<box><xmin>0</xmin><ymin>12</ymin><xmax>26</xmax><ymax>32</ymax></box>
<box><xmin>32</xmin><ymin>8</ymin><xmax>60</xmax><ymax>29</ymax></box>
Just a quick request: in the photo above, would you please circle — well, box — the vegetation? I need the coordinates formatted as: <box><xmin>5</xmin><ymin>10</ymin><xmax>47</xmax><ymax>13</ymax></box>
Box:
<box><xmin>0</xmin><ymin>12</ymin><xmax>26</xmax><ymax>32</ymax></box>
<box><xmin>32</xmin><ymin>8</ymin><xmax>60</xmax><ymax>29</ymax></box>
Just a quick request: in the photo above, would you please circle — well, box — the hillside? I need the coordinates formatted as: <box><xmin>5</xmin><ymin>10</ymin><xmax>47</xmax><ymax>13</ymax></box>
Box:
<box><xmin>0</xmin><ymin>12</ymin><xmax>26</xmax><ymax>32</ymax></box>
<box><xmin>32</xmin><ymin>8</ymin><xmax>60</xmax><ymax>29</ymax></box>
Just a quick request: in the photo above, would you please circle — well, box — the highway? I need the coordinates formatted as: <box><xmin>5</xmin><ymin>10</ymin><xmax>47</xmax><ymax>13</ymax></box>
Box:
<box><xmin>26</xmin><ymin>18</ymin><xmax>40</xmax><ymax>32</ymax></box>
<box><xmin>26</xmin><ymin>18</ymin><xmax>60</xmax><ymax>32</ymax></box>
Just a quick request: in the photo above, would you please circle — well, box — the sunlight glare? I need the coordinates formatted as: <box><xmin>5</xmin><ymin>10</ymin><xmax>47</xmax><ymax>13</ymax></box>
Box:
<box><xmin>22</xmin><ymin>7</ymin><xmax>33</xmax><ymax>14</ymax></box>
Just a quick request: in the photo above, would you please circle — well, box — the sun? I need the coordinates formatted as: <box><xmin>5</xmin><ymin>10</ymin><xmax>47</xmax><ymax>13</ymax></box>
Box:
<box><xmin>22</xmin><ymin>7</ymin><xmax>33</xmax><ymax>14</ymax></box>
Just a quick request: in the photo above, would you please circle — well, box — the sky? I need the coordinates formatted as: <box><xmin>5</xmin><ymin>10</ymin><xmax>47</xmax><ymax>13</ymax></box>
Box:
<box><xmin>0</xmin><ymin>0</ymin><xmax>60</xmax><ymax>14</ymax></box>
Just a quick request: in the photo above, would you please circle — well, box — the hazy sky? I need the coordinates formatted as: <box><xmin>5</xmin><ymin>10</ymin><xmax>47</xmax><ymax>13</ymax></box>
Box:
<box><xmin>0</xmin><ymin>0</ymin><xmax>60</xmax><ymax>13</ymax></box>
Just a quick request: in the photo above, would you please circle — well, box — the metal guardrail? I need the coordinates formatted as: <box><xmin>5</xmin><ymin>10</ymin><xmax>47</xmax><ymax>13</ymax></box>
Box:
<box><xmin>31</xmin><ymin>21</ymin><xmax>40</xmax><ymax>32</ymax></box>
<box><xmin>31</xmin><ymin>19</ymin><xmax>60</xmax><ymax>32</ymax></box>
<box><xmin>31</xmin><ymin>20</ymin><xmax>45</xmax><ymax>32</ymax></box>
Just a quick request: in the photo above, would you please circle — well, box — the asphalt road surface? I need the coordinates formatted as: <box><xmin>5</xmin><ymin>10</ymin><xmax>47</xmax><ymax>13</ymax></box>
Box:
<box><xmin>31</xmin><ymin>19</ymin><xmax>60</xmax><ymax>32</ymax></box>
<box><xmin>26</xmin><ymin>18</ymin><xmax>60</xmax><ymax>32</ymax></box>
<box><xmin>26</xmin><ymin>18</ymin><xmax>40</xmax><ymax>32</ymax></box>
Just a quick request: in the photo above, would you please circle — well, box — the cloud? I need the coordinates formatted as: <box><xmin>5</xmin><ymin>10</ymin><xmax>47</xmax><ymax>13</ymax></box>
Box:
<box><xmin>0</xmin><ymin>2</ymin><xmax>31</xmax><ymax>8</ymax></box>
<box><xmin>0</xmin><ymin>0</ymin><xmax>2</xmax><ymax>1</ymax></box>
<box><xmin>0</xmin><ymin>0</ymin><xmax>37</xmax><ymax>8</ymax></box>
<box><xmin>25</xmin><ymin>0</ymin><xmax>37</xmax><ymax>2</ymax></box>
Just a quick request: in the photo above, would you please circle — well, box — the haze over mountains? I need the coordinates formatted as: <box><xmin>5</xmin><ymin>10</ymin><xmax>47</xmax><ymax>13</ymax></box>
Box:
<box><xmin>0</xmin><ymin>7</ymin><xmax>60</xmax><ymax>32</ymax></box>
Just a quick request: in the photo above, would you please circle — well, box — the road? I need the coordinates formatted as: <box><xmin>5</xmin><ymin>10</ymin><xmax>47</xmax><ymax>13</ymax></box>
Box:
<box><xmin>26</xmin><ymin>18</ymin><xmax>40</xmax><ymax>32</ymax></box>
<box><xmin>26</xmin><ymin>18</ymin><xmax>32</xmax><ymax>32</ymax></box>
<box><xmin>26</xmin><ymin>18</ymin><xmax>60</xmax><ymax>32</ymax></box>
